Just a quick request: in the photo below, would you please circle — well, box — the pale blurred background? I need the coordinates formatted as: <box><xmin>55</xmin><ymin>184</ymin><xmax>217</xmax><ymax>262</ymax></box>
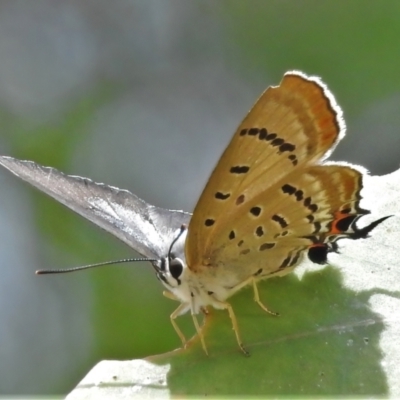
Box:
<box><xmin>0</xmin><ymin>0</ymin><xmax>399</xmax><ymax>395</ymax></box>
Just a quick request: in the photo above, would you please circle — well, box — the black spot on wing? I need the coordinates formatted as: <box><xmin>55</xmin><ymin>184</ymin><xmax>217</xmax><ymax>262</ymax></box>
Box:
<box><xmin>259</xmin><ymin>128</ymin><xmax>268</xmax><ymax>140</ymax></box>
<box><xmin>236</xmin><ymin>194</ymin><xmax>245</xmax><ymax>205</ymax></box>
<box><xmin>271</xmin><ymin>138</ymin><xmax>285</xmax><ymax>147</ymax></box>
<box><xmin>303</xmin><ymin>197</ymin><xmax>318</xmax><ymax>213</ymax></box>
<box><xmin>280</xmin><ymin>143</ymin><xmax>296</xmax><ymax>153</ymax></box>
<box><xmin>295</xmin><ymin>190</ymin><xmax>303</xmax><ymax>201</ymax></box>
<box><xmin>288</xmin><ymin>154</ymin><xmax>298</xmax><ymax>166</ymax></box>
<box><xmin>230</xmin><ymin>166</ymin><xmax>250</xmax><ymax>174</ymax></box>
<box><xmin>255</xmin><ymin>226</ymin><xmax>264</xmax><ymax>237</ymax></box>
<box><xmin>250</xmin><ymin>206</ymin><xmax>262</xmax><ymax>217</ymax></box>
<box><xmin>248</xmin><ymin>128</ymin><xmax>259</xmax><ymax>136</ymax></box>
<box><xmin>335</xmin><ymin>215</ymin><xmax>357</xmax><ymax>232</ymax></box>
<box><xmin>282</xmin><ymin>184</ymin><xmax>296</xmax><ymax>195</ymax></box>
<box><xmin>215</xmin><ymin>192</ymin><xmax>230</xmax><ymax>200</ymax></box>
<box><xmin>259</xmin><ymin>242</ymin><xmax>275</xmax><ymax>251</ymax></box>
<box><xmin>266</xmin><ymin>133</ymin><xmax>277</xmax><ymax>141</ymax></box>
<box><xmin>205</xmin><ymin>219</ymin><xmax>215</xmax><ymax>227</ymax></box>
<box><xmin>272</xmin><ymin>214</ymin><xmax>288</xmax><ymax>228</ymax></box>
<box><xmin>308</xmin><ymin>244</ymin><xmax>329</xmax><ymax>265</ymax></box>
<box><xmin>308</xmin><ymin>204</ymin><xmax>318</xmax><ymax>213</ymax></box>
<box><xmin>313</xmin><ymin>221</ymin><xmax>321</xmax><ymax>233</ymax></box>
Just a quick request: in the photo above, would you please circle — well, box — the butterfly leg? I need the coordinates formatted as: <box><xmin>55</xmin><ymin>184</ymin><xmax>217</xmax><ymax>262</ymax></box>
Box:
<box><xmin>163</xmin><ymin>290</ymin><xmax>179</xmax><ymax>301</ymax></box>
<box><xmin>252</xmin><ymin>279</ymin><xmax>279</xmax><ymax>316</ymax></box>
<box><xmin>169</xmin><ymin>303</ymin><xmax>189</xmax><ymax>348</ymax></box>
<box><xmin>190</xmin><ymin>311</ymin><xmax>208</xmax><ymax>356</ymax></box>
<box><xmin>213</xmin><ymin>300</ymin><xmax>249</xmax><ymax>356</ymax></box>
<box><xmin>164</xmin><ymin>291</ymin><xmax>189</xmax><ymax>348</ymax></box>
<box><xmin>165</xmin><ymin>291</ymin><xmax>209</xmax><ymax>355</ymax></box>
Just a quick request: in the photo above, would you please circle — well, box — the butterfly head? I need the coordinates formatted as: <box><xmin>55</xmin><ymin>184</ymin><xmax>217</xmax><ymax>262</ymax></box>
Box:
<box><xmin>152</xmin><ymin>225</ymin><xmax>224</xmax><ymax>314</ymax></box>
<box><xmin>154</xmin><ymin>250</ymin><xmax>203</xmax><ymax>315</ymax></box>
<box><xmin>155</xmin><ymin>255</ymin><xmax>186</xmax><ymax>289</ymax></box>
<box><xmin>152</xmin><ymin>225</ymin><xmax>193</xmax><ymax>302</ymax></box>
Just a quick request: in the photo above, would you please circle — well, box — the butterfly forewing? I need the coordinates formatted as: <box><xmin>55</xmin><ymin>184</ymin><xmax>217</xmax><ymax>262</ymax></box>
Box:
<box><xmin>186</xmin><ymin>71</ymin><xmax>345</xmax><ymax>270</ymax></box>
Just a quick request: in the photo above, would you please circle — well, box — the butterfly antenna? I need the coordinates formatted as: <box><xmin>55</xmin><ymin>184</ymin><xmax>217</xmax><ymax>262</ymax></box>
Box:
<box><xmin>36</xmin><ymin>258</ymin><xmax>157</xmax><ymax>275</ymax></box>
<box><xmin>167</xmin><ymin>224</ymin><xmax>187</xmax><ymax>259</ymax></box>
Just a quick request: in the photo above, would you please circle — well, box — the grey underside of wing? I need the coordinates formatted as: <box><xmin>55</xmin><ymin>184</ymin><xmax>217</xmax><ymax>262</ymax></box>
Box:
<box><xmin>0</xmin><ymin>156</ymin><xmax>192</xmax><ymax>259</ymax></box>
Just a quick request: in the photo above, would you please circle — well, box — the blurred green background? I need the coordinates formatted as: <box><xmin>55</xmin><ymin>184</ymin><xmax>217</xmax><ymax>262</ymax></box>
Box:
<box><xmin>0</xmin><ymin>0</ymin><xmax>399</xmax><ymax>395</ymax></box>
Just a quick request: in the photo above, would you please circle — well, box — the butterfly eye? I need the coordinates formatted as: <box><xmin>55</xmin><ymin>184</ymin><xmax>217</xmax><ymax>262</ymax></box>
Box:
<box><xmin>169</xmin><ymin>258</ymin><xmax>183</xmax><ymax>280</ymax></box>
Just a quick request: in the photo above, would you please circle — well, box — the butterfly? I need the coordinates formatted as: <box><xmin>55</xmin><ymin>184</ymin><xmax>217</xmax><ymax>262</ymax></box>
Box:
<box><xmin>0</xmin><ymin>71</ymin><xmax>389</xmax><ymax>355</ymax></box>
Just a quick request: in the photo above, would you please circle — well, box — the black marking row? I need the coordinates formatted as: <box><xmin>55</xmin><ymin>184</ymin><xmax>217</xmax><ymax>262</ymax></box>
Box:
<box><xmin>278</xmin><ymin>250</ymin><xmax>301</xmax><ymax>271</ymax></box>
<box><xmin>281</xmin><ymin>183</ymin><xmax>319</xmax><ymax>226</ymax></box>
<box><xmin>252</xmin><ymin>249</ymin><xmax>302</xmax><ymax>279</ymax></box>
<box><xmin>281</xmin><ymin>183</ymin><xmax>304</xmax><ymax>201</ymax></box>
<box><xmin>204</xmin><ymin>207</ymin><xmax>289</xmax><ymax>236</ymax></box>
<box><xmin>240</xmin><ymin>127</ymin><xmax>298</xmax><ymax>166</ymax></box>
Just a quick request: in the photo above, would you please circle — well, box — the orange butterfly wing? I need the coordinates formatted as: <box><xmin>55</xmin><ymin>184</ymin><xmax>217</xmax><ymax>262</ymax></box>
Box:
<box><xmin>185</xmin><ymin>72</ymin><xmax>363</xmax><ymax>283</ymax></box>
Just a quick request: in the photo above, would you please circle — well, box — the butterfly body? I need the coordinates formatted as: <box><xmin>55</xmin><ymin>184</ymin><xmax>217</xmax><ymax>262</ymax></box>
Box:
<box><xmin>0</xmin><ymin>71</ymin><xmax>390</xmax><ymax>355</ymax></box>
<box><xmin>152</xmin><ymin>231</ymin><xmax>245</xmax><ymax>312</ymax></box>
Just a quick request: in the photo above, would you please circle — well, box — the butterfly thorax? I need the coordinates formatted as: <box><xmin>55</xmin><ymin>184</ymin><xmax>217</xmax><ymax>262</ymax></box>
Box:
<box><xmin>155</xmin><ymin>254</ymin><xmax>294</xmax><ymax>315</ymax></box>
<box><xmin>155</xmin><ymin>257</ymin><xmax>226</xmax><ymax>314</ymax></box>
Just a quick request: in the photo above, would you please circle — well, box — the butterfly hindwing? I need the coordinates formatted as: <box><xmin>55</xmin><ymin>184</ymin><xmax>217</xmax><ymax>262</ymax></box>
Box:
<box><xmin>204</xmin><ymin>164</ymin><xmax>367</xmax><ymax>277</ymax></box>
